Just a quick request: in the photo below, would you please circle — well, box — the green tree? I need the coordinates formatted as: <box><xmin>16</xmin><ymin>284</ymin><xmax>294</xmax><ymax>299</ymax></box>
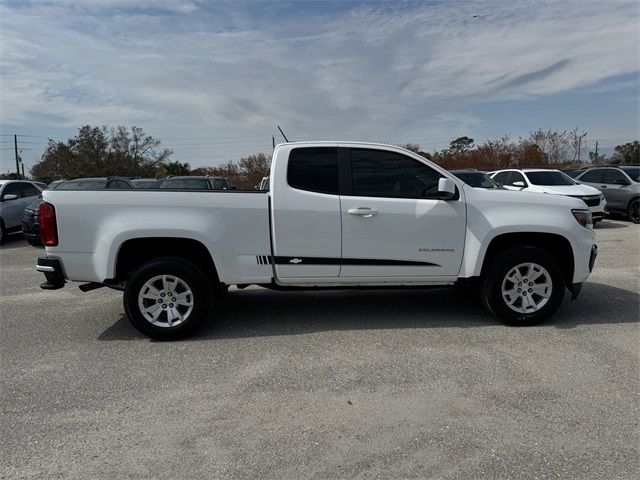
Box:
<box><xmin>159</xmin><ymin>161</ymin><xmax>191</xmax><ymax>176</ymax></box>
<box><xmin>449</xmin><ymin>136</ymin><xmax>474</xmax><ymax>155</ymax></box>
<box><xmin>611</xmin><ymin>141</ymin><xmax>639</xmax><ymax>164</ymax></box>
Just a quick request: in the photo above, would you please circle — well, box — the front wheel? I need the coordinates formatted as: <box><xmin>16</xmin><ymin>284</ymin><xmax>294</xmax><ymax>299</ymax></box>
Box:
<box><xmin>481</xmin><ymin>247</ymin><xmax>566</xmax><ymax>326</ymax></box>
<box><xmin>123</xmin><ymin>257</ymin><xmax>213</xmax><ymax>340</ymax></box>
<box><xmin>628</xmin><ymin>199</ymin><xmax>640</xmax><ymax>224</ymax></box>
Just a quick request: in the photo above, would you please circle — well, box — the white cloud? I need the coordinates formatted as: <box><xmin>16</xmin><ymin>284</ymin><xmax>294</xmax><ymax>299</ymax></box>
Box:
<box><xmin>0</xmin><ymin>0</ymin><xmax>638</xmax><ymax>165</ymax></box>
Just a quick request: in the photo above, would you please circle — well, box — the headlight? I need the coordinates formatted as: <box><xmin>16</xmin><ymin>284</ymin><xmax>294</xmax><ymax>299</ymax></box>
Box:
<box><xmin>572</xmin><ymin>209</ymin><xmax>593</xmax><ymax>229</ymax></box>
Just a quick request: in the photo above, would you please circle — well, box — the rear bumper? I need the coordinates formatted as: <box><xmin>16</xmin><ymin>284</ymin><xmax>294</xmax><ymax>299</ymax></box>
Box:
<box><xmin>37</xmin><ymin>257</ymin><xmax>66</xmax><ymax>290</ymax></box>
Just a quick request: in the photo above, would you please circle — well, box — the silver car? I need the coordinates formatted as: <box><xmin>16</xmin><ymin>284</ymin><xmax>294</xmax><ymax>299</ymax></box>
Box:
<box><xmin>575</xmin><ymin>166</ymin><xmax>640</xmax><ymax>223</ymax></box>
<box><xmin>0</xmin><ymin>180</ymin><xmax>44</xmax><ymax>244</ymax></box>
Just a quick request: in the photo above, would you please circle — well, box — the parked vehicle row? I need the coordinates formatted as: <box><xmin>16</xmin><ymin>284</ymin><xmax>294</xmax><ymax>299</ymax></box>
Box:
<box><xmin>488</xmin><ymin>169</ymin><xmax>607</xmax><ymax>224</ymax></box>
<box><xmin>0</xmin><ymin>180</ymin><xmax>44</xmax><ymax>245</ymax></box>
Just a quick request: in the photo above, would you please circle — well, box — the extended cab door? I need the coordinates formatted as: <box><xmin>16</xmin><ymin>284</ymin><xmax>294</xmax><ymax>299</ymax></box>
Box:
<box><xmin>339</xmin><ymin>148</ymin><xmax>466</xmax><ymax>278</ymax></box>
<box><xmin>271</xmin><ymin>145</ymin><xmax>342</xmax><ymax>278</ymax></box>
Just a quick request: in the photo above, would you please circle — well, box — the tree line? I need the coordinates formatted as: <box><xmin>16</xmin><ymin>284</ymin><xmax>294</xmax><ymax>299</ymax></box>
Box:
<box><xmin>13</xmin><ymin>125</ymin><xmax>639</xmax><ymax>187</ymax></box>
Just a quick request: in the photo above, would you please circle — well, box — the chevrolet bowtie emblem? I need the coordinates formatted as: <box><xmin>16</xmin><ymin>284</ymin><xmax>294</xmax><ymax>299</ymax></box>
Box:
<box><xmin>289</xmin><ymin>258</ymin><xmax>303</xmax><ymax>264</ymax></box>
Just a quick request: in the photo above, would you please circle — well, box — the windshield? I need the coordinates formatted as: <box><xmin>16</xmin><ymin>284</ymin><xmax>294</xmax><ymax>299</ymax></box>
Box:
<box><xmin>56</xmin><ymin>179</ymin><xmax>106</xmax><ymax>190</ymax></box>
<box><xmin>159</xmin><ymin>178</ymin><xmax>211</xmax><ymax>190</ymax></box>
<box><xmin>525</xmin><ymin>171</ymin><xmax>576</xmax><ymax>186</ymax></box>
<box><xmin>620</xmin><ymin>167</ymin><xmax>640</xmax><ymax>182</ymax></box>
<box><xmin>453</xmin><ymin>172</ymin><xmax>498</xmax><ymax>189</ymax></box>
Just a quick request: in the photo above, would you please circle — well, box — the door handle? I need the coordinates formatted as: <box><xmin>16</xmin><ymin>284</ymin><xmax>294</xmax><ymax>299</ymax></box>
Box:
<box><xmin>600</xmin><ymin>185</ymin><xmax>607</xmax><ymax>189</ymax></box>
<box><xmin>348</xmin><ymin>207</ymin><xmax>377</xmax><ymax>217</ymax></box>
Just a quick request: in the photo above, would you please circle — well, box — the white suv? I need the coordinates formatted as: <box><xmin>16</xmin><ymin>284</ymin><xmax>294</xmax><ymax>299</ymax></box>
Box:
<box><xmin>490</xmin><ymin>169</ymin><xmax>606</xmax><ymax>224</ymax></box>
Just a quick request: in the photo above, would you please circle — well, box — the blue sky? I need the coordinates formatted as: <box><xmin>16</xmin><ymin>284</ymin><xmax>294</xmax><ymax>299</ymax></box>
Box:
<box><xmin>0</xmin><ymin>0</ymin><xmax>638</xmax><ymax>172</ymax></box>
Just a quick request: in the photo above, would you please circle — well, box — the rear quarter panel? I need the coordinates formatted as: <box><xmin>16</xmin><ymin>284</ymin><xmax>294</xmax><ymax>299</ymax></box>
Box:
<box><xmin>42</xmin><ymin>190</ymin><xmax>271</xmax><ymax>284</ymax></box>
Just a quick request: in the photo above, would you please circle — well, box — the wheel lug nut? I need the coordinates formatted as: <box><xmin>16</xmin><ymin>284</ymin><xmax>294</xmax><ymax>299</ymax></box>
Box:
<box><xmin>158</xmin><ymin>299</ymin><xmax>162</xmax><ymax>303</ymax></box>
<box><xmin>169</xmin><ymin>303</ymin><xmax>174</xmax><ymax>308</ymax></box>
<box><xmin>529</xmin><ymin>289</ymin><xmax>533</xmax><ymax>292</ymax></box>
<box><xmin>162</xmin><ymin>304</ymin><xmax>167</xmax><ymax>309</ymax></box>
<box><xmin>518</xmin><ymin>282</ymin><xmax>522</xmax><ymax>286</ymax></box>
<box><xmin>160</xmin><ymin>293</ymin><xmax>165</xmax><ymax>297</ymax></box>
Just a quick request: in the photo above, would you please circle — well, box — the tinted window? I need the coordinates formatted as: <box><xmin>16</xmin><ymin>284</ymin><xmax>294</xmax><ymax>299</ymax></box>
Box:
<box><xmin>510</xmin><ymin>172</ymin><xmax>527</xmax><ymax>185</ymax></box>
<box><xmin>159</xmin><ymin>178</ymin><xmax>212</xmax><ymax>190</ymax></box>
<box><xmin>287</xmin><ymin>147</ymin><xmax>339</xmax><ymax>194</ymax></box>
<box><xmin>212</xmin><ymin>178</ymin><xmax>227</xmax><ymax>190</ymax></box>
<box><xmin>131</xmin><ymin>179</ymin><xmax>158</xmax><ymax>188</ymax></box>
<box><xmin>525</xmin><ymin>171</ymin><xmax>576</xmax><ymax>186</ymax></box>
<box><xmin>453</xmin><ymin>172</ymin><xmax>497</xmax><ymax>188</ymax></box>
<box><xmin>579</xmin><ymin>170</ymin><xmax>603</xmax><ymax>183</ymax></box>
<box><xmin>492</xmin><ymin>172</ymin><xmax>510</xmax><ymax>185</ymax></box>
<box><xmin>20</xmin><ymin>183</ymin><xmax>39</xmax><ymax>197</ymax></box>
<box><xmin>115</xmin><ymin>180</ymin><xmax>131</xmax><ymax>189</ymax></box>
<box><xmin>57</xmin><ymin>179</ymin><xmax>107</xmax><ymax>190</ymax></box>
<box><xmin>351</xmin><ymin>149</ymin><xmax>443</xmax><ymax>198</ymax></box>
<box><xmin>602</xmin><ymin>169</ymin><xmax>627</xmax><ymax>184</ymax></box>
<box><xmin>620</xmin><ymin>167</ymin><xmax>640</xmax><ymax>182</ymax></box>
<box><xmin>1</xmin><ymin>183</ymin><xmax>21</xmax><ymax>198</ymax></box>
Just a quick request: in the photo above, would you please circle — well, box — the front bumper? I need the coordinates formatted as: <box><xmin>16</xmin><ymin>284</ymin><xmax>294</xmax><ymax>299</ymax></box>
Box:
<box><xmin>589</xmin><ymin>244</ymin><xmax>598</xmax><ymax>272</ymax></box>
<box><xmin>37</xmin><ymin>257</ymin><xmax>66</xmax><ymax>290</ymax></box>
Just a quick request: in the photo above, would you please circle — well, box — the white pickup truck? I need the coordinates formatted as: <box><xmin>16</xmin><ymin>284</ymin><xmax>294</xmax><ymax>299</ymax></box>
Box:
<box><xmin>36</xmin><ymin>142</ymin><xmax>597</xmax><ymax>339</ymax></box>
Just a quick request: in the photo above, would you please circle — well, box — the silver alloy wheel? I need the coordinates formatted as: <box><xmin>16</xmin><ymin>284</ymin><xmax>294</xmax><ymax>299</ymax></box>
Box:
<box><xmin>137</xmin><ymin>274</ymin><xmax>194</xmax><ymax>327</ymax></box>
<box><xmin>501</xmin><ymin>262</ymin><xmax>552</xmax><ymax>314</ymax></box>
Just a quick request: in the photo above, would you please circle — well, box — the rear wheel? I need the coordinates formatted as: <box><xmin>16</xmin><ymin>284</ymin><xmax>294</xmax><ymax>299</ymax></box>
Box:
<box><xmin>123</xmin><ymin>257</ymin><xmax>214</xmax><ymax>340</ymax></box>
<box><xmin>628</xmin><ymin>198</ymin><xmax>640</xmax><ymax>224</ymax></box>
<box><xmin>481</xmin><ymin>247</ymin><xmax>565</xmax><ymax>326</ymax></box>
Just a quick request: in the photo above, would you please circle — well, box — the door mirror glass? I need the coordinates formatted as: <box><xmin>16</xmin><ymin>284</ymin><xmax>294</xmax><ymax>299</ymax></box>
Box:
<box><xmin>512</xmin><ymin>181</ymin><xmax>525</xmax><ymax>187</ymax></box>
<box><xmin>1</xmin><ymin>193</ymin><xmax>19</xmax><ymax>201</ymax></box>
<box><xmin>437</xmin><ymin>178</ymin><xmax>457</xmax><ymax>199</ymax></box>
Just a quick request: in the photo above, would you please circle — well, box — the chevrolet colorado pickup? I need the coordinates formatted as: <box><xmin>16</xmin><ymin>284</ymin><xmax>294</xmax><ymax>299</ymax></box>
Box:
<box><xmin>36</xmin><ymin>142</ymin><xmax>597</xmax><ymax>339</ymax></box>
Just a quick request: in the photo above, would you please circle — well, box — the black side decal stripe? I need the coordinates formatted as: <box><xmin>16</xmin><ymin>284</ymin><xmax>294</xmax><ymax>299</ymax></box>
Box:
<box><xmin>272</xmin><ymin>256</ymin><xmax>440</xmax><ymax>267</ymax></box>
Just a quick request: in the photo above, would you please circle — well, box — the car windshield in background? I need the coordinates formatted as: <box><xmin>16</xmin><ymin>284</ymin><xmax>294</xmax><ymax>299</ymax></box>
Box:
<box><xmin>159</xmin><ymin>178</ymin><xmax>211</xmax><ymax>190</ymax></box>
<box><xmin>131</xmin><ymin>179</ymin><xmax>158</xmax><ymax>188</ymax></box>
<box><xmin>526</xmin><ymin>171</ymin><xmax>576</xmax><ymax>186</ymax></box>
<box><xmin>452</xmin><ymin>172</ymin><xmax>498</xmax><ymax>189</ymax></box>
<box><xmin>55</xmin><ymin>179</ymin><xmax>106</xmax><ymax>190</ymax></box>
<box><xmin>620</xmin><ymin>167</ymin><xmax>640</xmax><ymax>182</ymax></box>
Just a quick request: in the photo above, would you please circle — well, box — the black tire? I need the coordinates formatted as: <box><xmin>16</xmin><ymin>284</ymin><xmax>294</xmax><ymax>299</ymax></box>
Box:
<box><xmin>123</xmin><ymin>257</ymin><xmax>214</xmax><ymax>340</ymax></box>
<box><xmin>0</xmin><ymin>219</ymin><xmax>5</xmax><ymax>246</ymax></box>
<box><xmin>628</xmin><ymin>198</ymin><xmax>640</xmax><ymax>224</ymax></box>
<box><xmin>481</xmin><ymin>247</ymin><xmax>566</xmax><ymax>326</ymax></box>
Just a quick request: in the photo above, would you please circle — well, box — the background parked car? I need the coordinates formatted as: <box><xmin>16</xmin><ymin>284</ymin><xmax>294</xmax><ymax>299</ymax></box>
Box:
<box><xmin>0</xmin><ymin>180</ymin><xmax>44</xmax><ymax>245</ymax></box>
<box><xmin>130</xmin><ymin>178</ymin><xmax>160</xmax><ymax>188</ymax></box>
<box><xmin>450</xmin><ymin>170</ymin><xmax>499</xmax><ymax>189</ymax></box>
<box><xmin>157</xmin><ymin>176</ymin><xmax>233</xmax><ymax>190</ymax></box>
<box><xmin>575</xmin><ymin>166</ymin><xmax>640</xmax><ymax>223</ymax></box>
<box><xmin>489</xmin><ymin>168</ymin><xmax>606</xmax><ymax>224</ymax></box>
<box><xmin>22</xmin><ymin>177</ymin><xmax>133</xmax><ymax>246</ymax></box>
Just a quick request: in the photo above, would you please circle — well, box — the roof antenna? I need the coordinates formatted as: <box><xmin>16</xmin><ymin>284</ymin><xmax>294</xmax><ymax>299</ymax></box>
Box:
<box><xmin>277</xmin><ymin>125</ymin><xmax>290</xmax><ymax>142</ymax></box>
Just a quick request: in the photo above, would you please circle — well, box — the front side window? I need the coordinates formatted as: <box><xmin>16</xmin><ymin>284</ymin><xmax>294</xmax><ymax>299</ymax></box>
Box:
<box><xmin>454</xmin><ymin>172</ymin><xmax>498</xmax><ymax>189</ymax></box>
<box><xmin>620</xmin><ymin>167</ymin><xmax>640</xmax><ymax>182</ymax></box>
<box><xmin>579</xmin><ymin>170</ymin><xmax>603</xmax><ymax>183</ymax></box>
<box><xmin>19</xmin><ymin>183</ymin><xmax>39</xmax><ymax>197</ymax></box>
<box><xmin>602</xmin><ymin>169</ymin><xmax>627</xmax><ymax>184</ymax></box>
<box><xmin>1</xmin><ymin>183</ymin><xmax>21</xmax><ymax>199</ymax></box>
<box><xmin>287</xmin><ymin>147</ymin><xmax>339</xmax><ymax>194</ymax></box>
<box><xmin>492</xmin><ymin>171</ymin><xmax>511</xmax><ymax>185</ymax></box>
<box><xmin>350</xmin><ymin>149</ymin><xmax>444</xmax><ymax>198</ymax></box>
<box><xmin>510</xmin><ymin>172</ymin><xmax>527</xmax><ymax>185</ymax></box>
<box><xmin>159</xmin><ymin>178</ymin><xmax>212</xmax><ymax>190</ymax></box>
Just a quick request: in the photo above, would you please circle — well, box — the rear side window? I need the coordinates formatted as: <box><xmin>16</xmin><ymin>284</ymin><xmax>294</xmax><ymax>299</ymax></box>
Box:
<box><xmin>350</xmin><ymin>149</ymin><xmax>443</xmax><ymax>198</ymax></box>
<box><xmin>579</xmin><ymin>170</ymin><xmax>603</xmax><ymax>183</ymax></box>
<box><xmin>492</xmin><ymin>171</ymin><xmax>510</xmax><ymax>185</ymax></box>
<box><xmin>287</xmin><ymin>147</ymin><xmax>339</xmax><ymax>194</ymax></box>
<box><xmin>212</xmin><ymin>179</ymin><xmax>227</xmax><ymax>190</ymax></box>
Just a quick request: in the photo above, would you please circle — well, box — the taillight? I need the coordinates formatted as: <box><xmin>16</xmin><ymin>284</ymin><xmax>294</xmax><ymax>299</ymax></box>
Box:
<box><xmin>39</xmin><ymin>201</ymin><xmax>58</xmax><ymax>246</ymax></box>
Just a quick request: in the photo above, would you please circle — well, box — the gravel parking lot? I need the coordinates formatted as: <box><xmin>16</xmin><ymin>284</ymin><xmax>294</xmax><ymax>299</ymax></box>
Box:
<box><xmin>1</xmin><ymin>220</ymin><xmax>638</xmax><ymax>480</ymax></box>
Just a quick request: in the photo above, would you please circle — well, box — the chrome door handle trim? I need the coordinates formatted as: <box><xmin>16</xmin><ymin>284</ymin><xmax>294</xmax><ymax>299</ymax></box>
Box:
<box><xmin>348</xmin><ymin>208</ymin><xmax>377</xmax><ymax>217</ymax></box>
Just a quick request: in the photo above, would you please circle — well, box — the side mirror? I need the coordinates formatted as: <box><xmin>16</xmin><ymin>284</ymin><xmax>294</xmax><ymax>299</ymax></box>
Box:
<box><xmin>437</xmin><ymin>178</ymin><xmax>457</xmax><ymax>200</ymax></box>
<box><xmin>512</xmin><ymin>181</ymin><xmax>526</xmax><ymax>188</ymax></box>
<box><xmin>1</xmin><ymin>194</ymin><xmax>19</xmax><ymax>201</ymax></box>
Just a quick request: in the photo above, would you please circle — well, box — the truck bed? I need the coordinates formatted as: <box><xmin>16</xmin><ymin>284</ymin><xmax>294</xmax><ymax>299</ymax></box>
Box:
<box><xmin>43</xmin><ymin>189</ymin><xmax>272</xmax><ymax>284</ymax></box>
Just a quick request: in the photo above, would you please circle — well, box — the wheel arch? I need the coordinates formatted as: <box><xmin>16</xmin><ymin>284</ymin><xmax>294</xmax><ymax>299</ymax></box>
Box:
<box><xmin>112</xmin><ymin>237</ymin><xmax>220</xmax><ymax>286</ymax></box>
<box><xmin>480</xmin><ymin>232</ymin><xmax>574</xmax><ymax>288</ymax></box>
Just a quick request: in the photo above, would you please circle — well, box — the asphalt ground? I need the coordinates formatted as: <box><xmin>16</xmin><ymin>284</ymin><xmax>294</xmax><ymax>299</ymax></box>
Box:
<box><xmin>1</xmin><ymin>219</ymin><xmax>638</xmax><ymax>479</ymax></box>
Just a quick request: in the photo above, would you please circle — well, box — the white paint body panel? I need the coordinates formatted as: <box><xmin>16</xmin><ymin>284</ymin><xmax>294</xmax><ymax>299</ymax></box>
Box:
<box><xmin>42</xmin><ymin>141</ymin><xmax>596</xmax><ymax>288</ymax></box>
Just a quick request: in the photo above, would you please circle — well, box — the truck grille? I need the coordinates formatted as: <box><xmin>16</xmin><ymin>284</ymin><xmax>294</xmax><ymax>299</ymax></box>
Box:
<box><xmin>570</xmin><ymin>195</ymin><xmax>600</xmax><ymax>207</ymax></box>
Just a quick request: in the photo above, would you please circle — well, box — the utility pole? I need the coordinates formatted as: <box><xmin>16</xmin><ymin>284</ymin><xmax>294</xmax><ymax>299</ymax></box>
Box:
<box><xmin>577</xmin><ymin>135</ymin><xmax>581</xmax><ymax>163</ymax></box>
<box><xmin>272</xmin><ymin>136</ymin><xmax>275</xmax><ymax>151</ymax></box>
<box><xmin>14</xmin><ymin>134</ymin><xmax>20</xmax><ymax>179</ymax></box>
<box><xmin>594</xmin><ymin>141</ymin><xmax>599</xmax><ymax>164</ymax></box>
<box><xmin>21</xmin><ymin>164</ymin><xmax>25</xmax><ymax>179</ymax></box>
